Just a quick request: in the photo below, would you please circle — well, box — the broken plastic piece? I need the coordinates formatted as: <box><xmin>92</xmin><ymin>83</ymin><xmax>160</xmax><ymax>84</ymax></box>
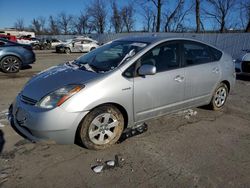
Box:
<box><xmin>92</xmin><ymin>165</ymin><xmax>104</xmax><ymax>173</ymax></box>
<box><xmin>106</xmin><ymin>160</ymin><xmax>115</xmax><ymax>167</ymax></box>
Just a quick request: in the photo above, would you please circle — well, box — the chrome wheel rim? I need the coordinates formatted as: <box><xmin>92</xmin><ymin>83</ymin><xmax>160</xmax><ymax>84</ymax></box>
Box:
<box><xmin>88</xmin><ymin>113</ymin><xmax>119</xmax><ymax>145</ymax></box>
<box><xmin>214</xmin><ymin>87</ymin><xmax>227</xmax><ymax>107</ymax></box>
<box><xmin>2</xmin><ymin>57</ymin><xmax>20</xmax><ymax>72</ymax></box>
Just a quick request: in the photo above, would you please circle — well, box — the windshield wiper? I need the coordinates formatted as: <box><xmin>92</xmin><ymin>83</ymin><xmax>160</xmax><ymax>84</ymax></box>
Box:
<box><xmin>118</xmin><ymin>49</ymin><xmax>136</xmax><ymax>67</ymax></box>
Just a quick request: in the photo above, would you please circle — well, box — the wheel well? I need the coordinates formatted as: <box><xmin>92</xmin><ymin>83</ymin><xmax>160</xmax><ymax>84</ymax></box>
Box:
<box><xmin>74</xmin><ymin>102</ymin><xmax>129</xmax><ymax>145</ymax></box>
<box><xmin>0</xmin><ymin>55</ymin><xmax>22</xmax><ymax>70</ymax></box>
<box><xmin>221</xmin><ymin>80</ymin><xmax>230</xmax><ymax>92</ymax></box>
<box><xmin>94</xmin><ymin>103</ymin><xmax>129</xmax><ymax>130</ymax></box>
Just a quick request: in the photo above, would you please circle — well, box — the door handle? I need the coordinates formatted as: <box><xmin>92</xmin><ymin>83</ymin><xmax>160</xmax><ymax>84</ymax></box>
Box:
<box><xmin>174</xmin><ymin>75</ymin><xmax>184</xmax><ymax>82</ymax></box>
<box><xmin>212</xmin><ymin>67</ymin><xmax>219</xmax><ymax>73</ymax></box>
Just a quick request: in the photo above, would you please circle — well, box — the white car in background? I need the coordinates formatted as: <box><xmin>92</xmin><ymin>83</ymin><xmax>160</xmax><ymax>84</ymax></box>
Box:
<box><xmin>50</xmin><ymin>38</ymin><xmax>63</xmax><ymax>48</ymax></box>
<box><xmin>55</xmin><ymin>37</ymin><xmax>99</xmax><ymax>54</ymax></box>
<box><xmin>17</xmin><ymin>36</ymin><xmax>39</xmax><ymax>45</ymax></box>
<box><xmin>235</xmin><ymin>49</ymin><xmax>250</xmax><ymax>75</ymax></box>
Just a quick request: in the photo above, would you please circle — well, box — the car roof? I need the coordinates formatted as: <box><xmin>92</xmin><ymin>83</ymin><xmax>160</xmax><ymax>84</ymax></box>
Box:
<box><xmin>115</xmin><ymin>36</ymin><xmax>163</xmax><ymax>43</ymax></box>
<box><xmin>115</xmin><ymin>35</ymin><xmax>220</xmax><ymax>50</ymax></box>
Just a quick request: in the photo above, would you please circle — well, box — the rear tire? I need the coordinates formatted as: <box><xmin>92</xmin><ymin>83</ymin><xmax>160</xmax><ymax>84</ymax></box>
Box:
<box><xmin>65</xmin><ymin>48</ymin><xmax>71</xmax><ymax>54</ymax></box>
<box><xmin>90</xmin><ymin>47</ymin><xmax>96</xmax><ymax>51</ymax></box>
<box><xmin>78</xmin><ymin>105</ymin><xmax>124</xmax><ymax>150</ymax></box>
<box><xmin>208</xmin><ymin>83</ymin><xmax>228</xmax><ymax>110</ymax></box>
<box><xmin>0</xmin><ymin>56</ymin><xmax>21</xmax><ymax>73</ymax></box>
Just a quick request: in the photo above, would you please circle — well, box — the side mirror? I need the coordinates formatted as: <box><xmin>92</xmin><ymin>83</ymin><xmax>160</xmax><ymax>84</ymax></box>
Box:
<box><xmin>138</xmin><ymin>64</ymin><xmax>156</xmax><ymax>76</ymax></box>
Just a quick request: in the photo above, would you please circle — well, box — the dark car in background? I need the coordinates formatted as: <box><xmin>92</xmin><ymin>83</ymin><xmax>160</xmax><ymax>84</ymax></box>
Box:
<box><xmin>0</xmin><ymin>38</ymin><xmax>36</xmax><ymax>73</ymax></box>
<box><xmin>235</xmin><ymin>49</ymin><xmax>250</xmax><ymax>75</ymax></box>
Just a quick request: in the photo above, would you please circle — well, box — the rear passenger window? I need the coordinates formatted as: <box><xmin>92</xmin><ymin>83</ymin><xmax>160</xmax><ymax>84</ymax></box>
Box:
<box><xmin>209</xmin><ymin>46</ymin><xmax>222</xmax><ymax>61</ymax></box>
<box><xmin>183</xmin><ymin>42</ymin><xmax>213</xmax><ymax>65</ymax></box>
<box><xmin>139</xmin><ymin>42</ymin><xmax>180</xmax><ymax>72</ymax></box>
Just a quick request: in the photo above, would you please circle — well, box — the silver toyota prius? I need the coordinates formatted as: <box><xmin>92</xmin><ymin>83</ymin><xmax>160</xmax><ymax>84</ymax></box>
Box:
<box><xmin>9</xmin><ymin>36</ymin><xmax>235</xmax><ymax>149</ymax></box>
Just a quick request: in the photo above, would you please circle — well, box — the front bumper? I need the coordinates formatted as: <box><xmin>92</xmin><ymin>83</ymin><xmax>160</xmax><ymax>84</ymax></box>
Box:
<box><xmin>8</xmin><ymin>95</ymin><xmax>88</xmax><ymax>144</ymax></box>
<box><xmin>55</xmin><ymin>47</ymin><xmax>65</xmax><ymax>53</ymax></box>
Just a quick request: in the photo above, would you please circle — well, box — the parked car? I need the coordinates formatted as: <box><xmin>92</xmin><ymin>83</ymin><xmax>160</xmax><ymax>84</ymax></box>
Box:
<box><xmin>9</xmin><ymin>37</ymin><xmax>235</xmax><ymax>149</ymax></box>
<box><xmin>235</xmin><ymin>49</ymin><xmax>250</xmax><ymax>75</ymax></box>
<box><xmin>0</xmin><ymin>38</ymin><xmax>35</xmax><ymax>73</ymax></box>
<box><xmin>31</xmin><ymin>38</ymin><xmax>51</xmax><ymax>50</ymax></box>
<box><xmin>49</xmin><ymin>38</ymin><xmax>63</xmax><ymax>49</ymax></box>
<box><xmin>17</xmin><ymin>35</ymin><xmax>39</xmax><ymax>45</ymax></box>
<box><xmin>0</xmin><ymin>34</ymin><xmax>17</xmax><ymax>42</ymax></box>
<box><xmin>55</xmin><ymin>37</ymin><xmax>99</xmax><ymax>54</ymax></box>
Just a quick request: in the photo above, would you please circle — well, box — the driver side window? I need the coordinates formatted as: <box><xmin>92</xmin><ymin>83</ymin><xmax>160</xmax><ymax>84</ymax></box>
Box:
<box><xmin>139</xmin><ymin>42</ymin><xmax>180</xmax><ymax>72</ymax></box>
<box><xmin>123</xmin><ymin>41</ymin><xmax>180</xmax><ymax>78</ymax></box>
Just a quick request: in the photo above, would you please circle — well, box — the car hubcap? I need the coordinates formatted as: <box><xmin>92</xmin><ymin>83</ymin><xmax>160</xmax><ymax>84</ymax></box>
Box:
<box><xmin>88</xmin><ymin>113</ymin><xmax>119</xmax><ymax>145</ymax></box>
<box><xmin>2</xmin><ymin>57</ymin><xmax>20</xmax><ymax>72</ymax></box>
<box><xmin>214</xmin><ymin>87</ymin><xmax>227</xmax><ymax>107</ymax></box>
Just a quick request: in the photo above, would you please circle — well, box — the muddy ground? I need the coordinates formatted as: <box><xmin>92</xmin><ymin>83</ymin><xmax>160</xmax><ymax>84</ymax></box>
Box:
<box><xmin>0</xmin><ymin>51</ymin><xmax>250</xmax><ymax>188</ymax></box>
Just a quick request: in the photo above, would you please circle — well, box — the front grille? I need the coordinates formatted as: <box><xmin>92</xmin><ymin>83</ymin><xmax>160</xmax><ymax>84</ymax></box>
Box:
<box><xmin>242</xmin><ymin>61</ymin><xmax>250</xmax><ymax>73</ymax></box>
<box><xmin>21</xmin><ymin>95</ymin><xmax>37</xmax><ymax>105</ymax></box>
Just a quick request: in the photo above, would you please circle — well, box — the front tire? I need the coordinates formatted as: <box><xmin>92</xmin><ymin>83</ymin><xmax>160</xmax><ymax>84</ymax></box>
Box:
<box><xmin>79</xmin><ymin>105</ymin><xmax>124</xmax><ymax>150</ymax></box>
<box><xmin>209</xmin><ymin>83</ymin><xmax>228</xmax><ymax>110</ymax></box>
<box><xmin>65</xmin><ymin>48</ymin><xmax>71</xmax><ymax>54</ymax></box>
<box><xmin>0</xmin><ymin>56</ymin><xmax>21</xmax><ymax>73</ymax></box>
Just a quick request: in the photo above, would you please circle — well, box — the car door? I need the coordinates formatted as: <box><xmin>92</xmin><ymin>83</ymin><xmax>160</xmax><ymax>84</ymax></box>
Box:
<box><xmin>181</xmin><ymin>41</ymin><xmax>221</xmax><ymax>107</ymax></box>
<box><xmin>73</xmin><ymin>40</ymin><xmax>84</xmax><ymax>52</ymax></box>
<box><xmin>80</xmin><ymin>40</ymin><xmax>92</xmax><ymax>52</ymax></box>
<box><xmin>133</xmin><ymin>41</ymin><xmax>185</xmax><ymax>122</ymax></box>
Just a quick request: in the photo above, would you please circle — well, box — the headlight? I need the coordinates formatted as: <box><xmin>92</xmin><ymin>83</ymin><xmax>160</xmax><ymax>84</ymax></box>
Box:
<box><xmin>37</xmin><ymin>85</ymin><xmax>84</xmax><ymax>109</ymax></box>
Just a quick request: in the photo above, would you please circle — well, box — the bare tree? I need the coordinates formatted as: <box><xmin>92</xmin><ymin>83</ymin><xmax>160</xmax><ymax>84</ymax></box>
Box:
<box><xmin>141</xmin><ymin>4</ymin><xmax>156</xmax><ymax>32</ymax></box>
<box><xmin>121</xmin><ymin>4</ymin><xmax>134</xmax><ymax>32</ymax></box>
<box><xmin>150</xmin><ymin>0</ymin><xmax>163</xmax><ymax>32</ymax></box>
<box><xmin>48</xmin><ymin>15</ymin><xmax>60</xmax><ymax>35</ymax></box>
<box><xmin>14</xmin><ymin>18</ymin><xmax>25</xmax><ymax>31</ymax></box>
<box><xmin>195</xmin><ymin>0</ymin><xmax>201</xmax><ymax>32</ymax></box>
<box><xmin>73</xmin><ymin>12</ymin><xmax>89</xmax><ymax>34</ymax></box>
<box><xmin>57</xmin><ymin>12</ymin><xmax>73</xmax><ymax>34</ymax></box>
<box><xmin>31</xmin><ymin>19</ymin><xmax>42</xmax><ymax>34</ymax></box>
<box><xmin>204</xmin><ymin>0</ymin><xmax>236</xmax><ymax>32</ymax></box>
<box><xmin>87</xmin><ymin>0</ymin><xmax>107</xmax><ymax>34</ymax></box>
<box><xmin>110</xmin><ymin>1</ymin><xmax>123</xmax><ymax>33</ymax></box>
<box><xmin>239</xmin><ymin>1</ymin><xmax>250</xmax><ymax>32</ymax></box>
<box><xmin>164</xmin><ymin>0</ymin><xmax>184</xmax><ymax>32</ymax></box>
<box><xmin>31</xmin><ymin>17</ymin><xmax>46</xmax><ymax>34</ymax></box>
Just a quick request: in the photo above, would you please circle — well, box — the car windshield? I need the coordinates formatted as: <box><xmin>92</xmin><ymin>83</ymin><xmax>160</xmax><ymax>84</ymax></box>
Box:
<box><xmin>75</xmin><ymin>41</ymin><xmax>148</xmax><ymax>72</ymax></box>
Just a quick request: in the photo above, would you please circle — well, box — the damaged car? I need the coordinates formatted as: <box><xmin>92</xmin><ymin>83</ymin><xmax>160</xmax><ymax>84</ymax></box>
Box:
<box><xmin>55</xmin><ymin>37</ymin><xmax>99</xmax><ymax>54</ymax></box>
<box><xmin>9</xmin><ymin>36</ymin><xmax>235</xmax><ymax>149</ymax></box>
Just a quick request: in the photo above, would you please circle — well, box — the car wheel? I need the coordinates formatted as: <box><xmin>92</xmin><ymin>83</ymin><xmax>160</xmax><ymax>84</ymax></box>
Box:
<box><xmin>65</xmin><ymin>48</ymin><xmax>71</xmax><ymax>54</ymax></box>
<box><xmin>90</xmin><ymin>47</ymin><xmax>96</xmax><ymax>51</ymax></box>
<box><xmin>0</xmin><ymin>56</ymin><xmax>21</xmax><ymax>73</ymax></box>
<box><xmin>209</xmin><ymin>83</ymin><xmax>228</xmax><ymax>110</ymax></box>
<box><xmin>79</xmin><ymin>105</ymin><xmax>124</xmax><ymax>150</ymax></box>
<box><xmin>33</xmin><ymin>44</ymin><xmax>40</xmax><ymax>50</ymax></box>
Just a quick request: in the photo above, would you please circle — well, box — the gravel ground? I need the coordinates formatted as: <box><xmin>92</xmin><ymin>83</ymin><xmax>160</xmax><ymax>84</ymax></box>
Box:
<box><xmin>0</xmin><ymin>50</ymin><xmax>250</xmax><ymax>188</ymax></box>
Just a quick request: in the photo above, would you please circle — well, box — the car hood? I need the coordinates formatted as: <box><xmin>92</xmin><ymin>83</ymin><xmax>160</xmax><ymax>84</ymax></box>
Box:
<box><xmin>22</xmin><ymin>64</ymin><xmax>100</xmax><ymax>101</ymax></box>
